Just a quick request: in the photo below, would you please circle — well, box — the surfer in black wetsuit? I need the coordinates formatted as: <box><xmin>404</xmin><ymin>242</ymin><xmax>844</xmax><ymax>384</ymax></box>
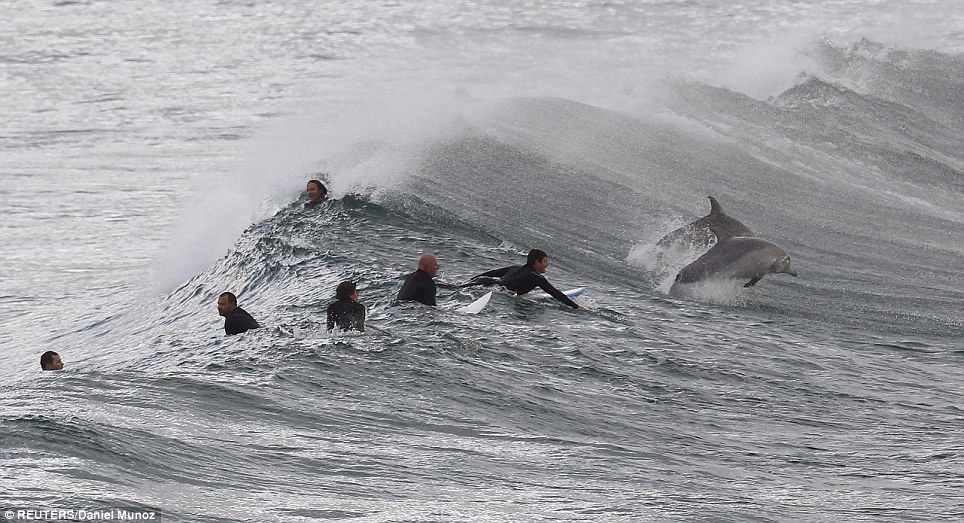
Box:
<box><xmin>217</xmin><ymin>292</ymin><xmax>261</xmax><ymax>335</ymax></box>
<box><xmin>397</xmin><ymin>253</ymin><xmax>442</xmax><ymax>306</ymax></box>
<box><xmin>467</xmin><ymin>249</ymin><xmax>581</xmax><ymax>309</ymax></box>
<box><xmin>304</xmin><ymin>179</ymin><xmax>328</xmax><ymax>209</ymax></box>
<box><xmin>327</xmin><ymin>281</ymin><xmax>366</xmax><ymax>332</ymax></box>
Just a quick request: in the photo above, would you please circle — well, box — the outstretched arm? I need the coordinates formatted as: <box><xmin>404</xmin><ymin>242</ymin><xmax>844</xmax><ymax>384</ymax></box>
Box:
<box><xmin>355</xmin><ymin>305</ymin><xmax>366</xmax><ymax>332</ymax></box>
<box><xmin>535</xmin><ymin>278</ymin><xmax>580</xmax><ymax>309</ymax></box>
<box><xmin>457</xmin><ymin>266</ymin><xmax>514</xmax><ymax>288</ymax></box>
<box><xmin>472</xmin><ymin>266</ymin><xmax>512</xmax><ymax>280</ymax></box>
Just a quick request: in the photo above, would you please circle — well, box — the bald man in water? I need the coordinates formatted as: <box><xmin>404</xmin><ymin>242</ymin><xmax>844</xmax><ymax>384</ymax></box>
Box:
<box><xmin>396</xmin><ymin>253</ymin><xmax>441</xmax><ymax>306</ymax></box>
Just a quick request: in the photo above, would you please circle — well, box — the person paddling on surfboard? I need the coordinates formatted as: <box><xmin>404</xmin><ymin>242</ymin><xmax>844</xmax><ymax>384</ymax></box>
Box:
<box><xmin>466</xmin><ymin>249</ymin><xmax>582</xmax><ymax>309</ymax></box>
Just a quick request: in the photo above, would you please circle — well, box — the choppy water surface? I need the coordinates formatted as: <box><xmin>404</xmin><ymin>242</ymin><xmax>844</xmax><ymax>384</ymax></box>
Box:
<box><xmin>2</xmin><ymin>1</ymin><xmax>963</xmax><ymax>521</ymax></box>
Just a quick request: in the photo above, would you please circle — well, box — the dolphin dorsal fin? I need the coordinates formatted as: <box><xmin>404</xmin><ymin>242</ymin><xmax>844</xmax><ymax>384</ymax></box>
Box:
<box><xmin>708</xmin><ymin>196</ymin><xmax>723</xmax><ymax>215</ymax></box>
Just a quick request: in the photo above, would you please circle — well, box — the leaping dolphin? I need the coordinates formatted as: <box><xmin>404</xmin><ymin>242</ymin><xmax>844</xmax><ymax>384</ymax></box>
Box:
<box><xmin>670</xmin><ymin>237</ymin><xmax>797</xmax><ymax>293</ymax></box>
<box><xmin>657</xmin><ymin>196</ymin><xmax>755</xmax><ymax>250</ymax></box>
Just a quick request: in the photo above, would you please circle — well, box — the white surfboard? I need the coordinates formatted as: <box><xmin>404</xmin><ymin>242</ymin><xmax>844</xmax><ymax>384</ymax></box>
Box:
<box><xmin>457</xmin><ymin>291</ymin><xmax>492</xmax><ymax>314</ymax></box>
<box><xmin>528</xmin><ymin>287</ymin><xmax>586</xmax><ymax>302</ymax></box>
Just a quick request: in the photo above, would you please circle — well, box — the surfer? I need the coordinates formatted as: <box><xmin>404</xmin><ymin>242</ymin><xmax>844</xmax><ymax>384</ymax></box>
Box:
<box><xmin>466</xmin><ymin>249</ymin><xmax>581</xmax><ymax>309</ymax></box>
<box><xmin>217</xmin><ymin>292</ymin><xmax>261</xmax><ymax>335</ymax></box>
<box><xmin>40</xmin><ymin>351</ymin><xmax>63</xmax><ymax>371</ymax></box>
<box><xmin>397</xmin><ymin>254</ymin><xmax>443</xmax><ymax>306</ymax></box>
<box><xmin>327</xmin><ymin>281</ymin><xmax>366</xmax><ymax>332</ymax></box>
<box><xmin>305</xmin><ymin>179</ymin><xmax>328</xmax><ymax>209</ymax></box>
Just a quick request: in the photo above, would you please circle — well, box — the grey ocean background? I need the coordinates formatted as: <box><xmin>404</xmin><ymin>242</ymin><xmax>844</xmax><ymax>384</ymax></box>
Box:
<box><xmin>2</xmin><ymin>1</ymin><xmax>963</xmax><ymax>521</ymax></box>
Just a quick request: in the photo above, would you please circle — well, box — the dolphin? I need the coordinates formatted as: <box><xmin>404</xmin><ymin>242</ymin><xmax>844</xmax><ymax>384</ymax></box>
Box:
<box><xmin>670</xmin><ymin>237</ymin><xmax>798</xmax><ymax>292</ymax></box>
<box><xmin>657</xmin><ymin>196</ymin><xmax>755</xmax><ymax>250</ymax></box>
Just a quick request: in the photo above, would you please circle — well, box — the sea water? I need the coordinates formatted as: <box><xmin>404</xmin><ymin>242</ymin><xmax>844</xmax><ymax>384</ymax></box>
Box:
<box><xmin>2</xmin><ymin>1</ymin><xmax>963</xmax><ymax>521</ymax></box>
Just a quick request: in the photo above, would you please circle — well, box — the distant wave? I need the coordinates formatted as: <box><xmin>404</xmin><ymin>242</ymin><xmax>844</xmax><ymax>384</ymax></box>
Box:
<box><xmin>146</xmin><ymin>40</ymin><xmax>964</xmax><ymax>336</ymax></box>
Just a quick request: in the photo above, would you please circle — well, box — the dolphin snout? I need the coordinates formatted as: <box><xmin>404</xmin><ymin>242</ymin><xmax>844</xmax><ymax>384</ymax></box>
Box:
<box><xmin>782</xmin><ymin>258</ymin><xmax>797</xmax><ymax>277</ymax></box>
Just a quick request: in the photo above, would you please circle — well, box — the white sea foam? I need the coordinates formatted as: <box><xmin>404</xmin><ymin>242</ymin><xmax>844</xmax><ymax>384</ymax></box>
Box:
<box><xmin>5</xmin><ymin>2</ymin><xmax>964</xmax><ymax>522</ymax></box>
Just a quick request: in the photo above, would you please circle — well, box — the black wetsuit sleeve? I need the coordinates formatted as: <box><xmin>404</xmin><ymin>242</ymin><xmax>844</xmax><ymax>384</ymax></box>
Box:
<box><xmin>463</xmin><ymin>266</ymin><xmax>515</xmax><ymax>288</ymax></box>
<box><xmin>472</xmin><ymin>266</ymin><xmax>513</xmax><ymax>280</ymax></box>
<box><xmin>356</xmin><ymin>303</ymin><xmax>366</xmax><ymax>332</ymax></box>
<box><xmin>535</xmin><ymin>278</ymin><xmax>580</xmax><ymax>309</ymax></box>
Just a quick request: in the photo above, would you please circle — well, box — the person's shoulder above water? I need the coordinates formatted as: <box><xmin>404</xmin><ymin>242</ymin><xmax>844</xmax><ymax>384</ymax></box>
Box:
<box><xmin>327</xmin><ymin>281</ymin><xmax>366</xmax><ymax>332</ymax></box>
<box><xmin>396</xmin><ymin>253</ymin><xmax>440</xmax><ymax>306</ymax></box>
<box><xmin>226</xmin><ymin>306</ymin><xmax>260</xmax><ymax>333</ymax></box>
<box><xmin>217</xmin><ymin>291</ymin><xmax>261</xmax><ymax>335</ymax></box>
<box><xmin>305</xmin><ymin>179</ymin><xmax>328</xmax><ymax>208</ymax></box>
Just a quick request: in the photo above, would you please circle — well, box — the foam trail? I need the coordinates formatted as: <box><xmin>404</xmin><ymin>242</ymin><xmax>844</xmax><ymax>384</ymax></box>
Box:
<box><xmin>151</xmin><ymin>83</ymin><xmax>486</xmax><ymax>293</ymax></box>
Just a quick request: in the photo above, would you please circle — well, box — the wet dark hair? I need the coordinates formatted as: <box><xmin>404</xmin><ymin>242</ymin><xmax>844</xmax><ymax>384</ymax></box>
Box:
<box><xmin>219</xmin><ymin>292</ymin><xmax>238</xmax><ymax>305</ymax></box>
<box><xmin>527</xmin><ymin>249</ymin><xmax>548</xmax><ymax>266</ymax></box>
<box><xmin>40</xmin><ymin>351</ymin><xmax>59</xmax><ymax>370</ymax></box>
<box><xmin>336</xmin><ymin>281</ymin><xmax>357</xmax><ymax>300</ymax></box>
<box><xmin>307</xmin><ymin>179</ymin><xmax>328</xmax><ymax>197</ymax></box>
